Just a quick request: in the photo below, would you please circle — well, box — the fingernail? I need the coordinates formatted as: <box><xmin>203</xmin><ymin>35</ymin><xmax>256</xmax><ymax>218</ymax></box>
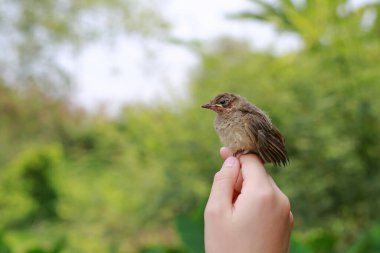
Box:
<box><xmin>224</xmin><ymin>157</ymin><xmax>236</xmax><ymax>167</ymax></box>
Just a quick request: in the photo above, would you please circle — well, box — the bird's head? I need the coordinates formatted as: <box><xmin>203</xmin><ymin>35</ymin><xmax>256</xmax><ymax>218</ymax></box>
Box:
<box><xmin>201</xmin><ymin>93</ymin><xmax>240</xmax><ymax>114</ymax></box>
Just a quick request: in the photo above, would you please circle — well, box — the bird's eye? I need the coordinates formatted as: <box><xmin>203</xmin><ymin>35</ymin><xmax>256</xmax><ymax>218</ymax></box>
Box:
<box><xmin>219</xmin><ymin>99</ymin><xmax>226</xmax><ymax>105</ymax></box>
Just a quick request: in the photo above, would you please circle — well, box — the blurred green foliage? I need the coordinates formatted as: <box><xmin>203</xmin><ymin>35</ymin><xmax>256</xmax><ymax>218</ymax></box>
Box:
<box><xmin>1</xmin><ymin>0</ymin><xmax>380</xmax><ymax>252</ymax></box>
<box><xmin>175</xmin><ymin>201</ymin><xmax>205</xmax><ymax>253</ymax></box>
<box><xmin>1</xmin><ymin>145</ymin><xmax>61</xmax><ymax>227</ymax></box>
<box><xmin>347</xmin><ymin>222</ymin><xmax>380</xmax><ymax>253</ymax></box>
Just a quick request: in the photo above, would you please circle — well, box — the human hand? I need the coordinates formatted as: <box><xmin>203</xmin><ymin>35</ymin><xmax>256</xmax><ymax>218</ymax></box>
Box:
<box><xmin>204</xmin><ymin>147</ymin><xmax>293</xmax><ymax>253</ymax></box>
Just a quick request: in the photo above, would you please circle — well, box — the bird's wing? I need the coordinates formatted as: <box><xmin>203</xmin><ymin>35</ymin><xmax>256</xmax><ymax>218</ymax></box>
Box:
<box><xmin>244</xmin><ymin>113</ymin><xmax>289</xmax><ymax>167</ymax></box>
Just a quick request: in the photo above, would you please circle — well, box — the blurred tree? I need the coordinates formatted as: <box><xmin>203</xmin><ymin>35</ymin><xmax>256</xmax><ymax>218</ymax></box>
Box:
<box><xmin>21</xmin><ymin>146</ymin><xmax>61</xmax><ymax>221</ymax></box>
<box><xmin>0</xmin><ymin>0</ymin><xmax>168</xmax><ymax>95</ymax></box>
<box><xmin>0</xmin><ymin>145</ymin><xmax>62</xmax><ymax>226</ymax></box>
<box><xmin>1</xmin><ymin>0</ymin><xmax>380</xmax><ymax>252</ymax></box>
<box><xmin>231</xmin><ymin>0</ymin><xmax>380</xmax><ymax>49</ymax></box>
<box><xmin>188</xmin><ymin>0</ymin><xmax>380</xmax><ymax>251</ymax></box>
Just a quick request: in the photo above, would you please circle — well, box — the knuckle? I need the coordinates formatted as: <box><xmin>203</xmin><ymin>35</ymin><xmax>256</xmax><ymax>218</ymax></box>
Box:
<box><xmin>290</xmin><ymin>212</ymin><xmax>295</xmax><ymax>228</ymax></box>
<box><xmin>248</xmin><ymin>188</ymin><xmax>291</xmax><ymax>211</ymax></box>
<box><xmin>204</xmin><ymin>204</ymin><xmax>224</xmax><ymax>221</ymax></box>
<box><xmin>280</xmin><ymin>195</ymin><xmax>291</xmax><ymax>214</ymax></box>
<box><xmin>253</xmin><ymin>188</ymin><xmax>277</xmax><ymax>206</ymax></box>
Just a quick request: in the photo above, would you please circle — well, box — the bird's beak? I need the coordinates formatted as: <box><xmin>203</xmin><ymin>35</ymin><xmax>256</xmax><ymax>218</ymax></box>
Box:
<box><xmin>201</xmin><ymin>103</ymin><xmax>222</xmax><ymax>111</ymax></box>
<box><xmin>201</xmin><ymin>103</ymin><xmax>212</xmax><ymax>109</ymax></box>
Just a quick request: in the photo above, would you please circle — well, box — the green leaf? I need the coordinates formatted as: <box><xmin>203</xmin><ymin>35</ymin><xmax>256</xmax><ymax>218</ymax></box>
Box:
<box><xmin>347</xmin><ymin>222</ymin><xmax>380</xmax><ymax>253</ymax></box>
<box><xmin>176</xmin><ymin>201</ymin><xmax>206</xmax><ymax>253</ymax></box>
<box><xmin>0</xmin><ymin>232</ymin><xmax>12</xmax><ymax>253</ymax></box>
<box><xmin>139</xmin><ymin>246</ymin><xmax>185</xmax><ymax>253</ymax></box>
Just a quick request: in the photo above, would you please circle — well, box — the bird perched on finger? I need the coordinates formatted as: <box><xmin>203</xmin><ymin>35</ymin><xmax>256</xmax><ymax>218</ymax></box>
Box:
<box><xmin>201</xmin><ymin>92</ymin><xmax>289</xmax><ymax>167</ymax></box>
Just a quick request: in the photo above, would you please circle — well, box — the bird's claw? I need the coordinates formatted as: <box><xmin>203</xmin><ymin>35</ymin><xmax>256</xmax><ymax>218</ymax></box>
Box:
<box><xmin>233</xmin><ymin>149</ymin><xmax>251</xmax><ymax>158</ymax></box>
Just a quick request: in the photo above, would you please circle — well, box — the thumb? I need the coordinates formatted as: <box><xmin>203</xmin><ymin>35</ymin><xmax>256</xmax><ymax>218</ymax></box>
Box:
<box><xmin>206</xmin><ymin>156</ymin><xmax>240</xmax><ymax>213</ymax></box>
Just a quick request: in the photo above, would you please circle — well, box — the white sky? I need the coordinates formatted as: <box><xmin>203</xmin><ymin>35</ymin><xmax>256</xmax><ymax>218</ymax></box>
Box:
<box><xmin>64</xmin><ymin>0</ymin><xmax>377</xmax><ymax>113</ymax></box>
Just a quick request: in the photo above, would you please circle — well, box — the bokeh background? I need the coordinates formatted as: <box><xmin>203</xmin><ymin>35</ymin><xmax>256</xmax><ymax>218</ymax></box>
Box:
<box><xmin>1</xmin><ymin>0</ymin><xmax>380</xmax><ymax>252</ymax></box>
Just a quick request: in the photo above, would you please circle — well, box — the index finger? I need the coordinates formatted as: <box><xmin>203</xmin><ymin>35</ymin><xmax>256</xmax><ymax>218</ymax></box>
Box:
<box><xmin>239</xmin><ymin>154</ymin><xmax>270</xmax><ymax>187</ymax></box>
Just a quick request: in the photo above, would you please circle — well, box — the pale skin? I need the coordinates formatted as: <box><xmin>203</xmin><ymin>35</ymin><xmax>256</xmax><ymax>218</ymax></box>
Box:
<box><xmin>204</xmin><ymin>147</ymin><xmax>294</xmax><ymax>253</ymax></box>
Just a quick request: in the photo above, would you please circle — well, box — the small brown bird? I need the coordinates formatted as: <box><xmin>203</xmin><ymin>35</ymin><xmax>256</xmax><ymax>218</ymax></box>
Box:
<box><xmin>202</xmin><ymin>92</ymin><xmax>289</xmax><ymax>166</ymax></box>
